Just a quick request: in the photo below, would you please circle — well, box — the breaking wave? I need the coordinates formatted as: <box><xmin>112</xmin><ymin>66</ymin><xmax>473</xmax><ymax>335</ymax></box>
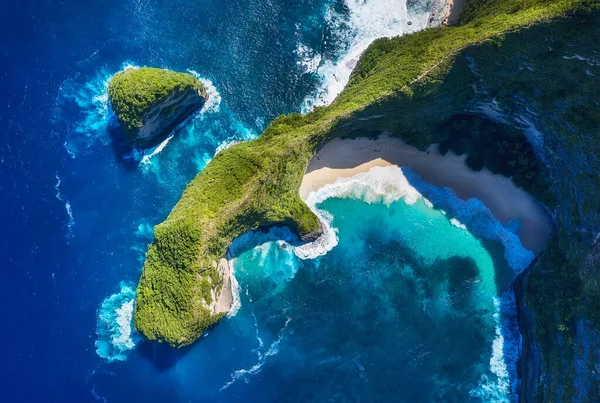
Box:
<box><xmin>296</xmin><ymin>165</ymin><xmax>533</xmax><ymax>401</ymax></box>
<box><xmin>95</xmin><ymin>282</ymin><xmax>139</xmax><ymax>362</ymax></box>
<box><xmin>301</xmin><ymin>0</ymin><xmax>433</xmax><ymax>111</ymax></box>
<box><xmin>297</xmin><ymin>165</ymin><xmax>534</xmax><ymax>273</ymax></box>
<box><xmin>470</xmin><ymin>292</ymin><xmax>522</xmax><ymax>402</ymax></box>
<box><xmin>56</xmin><ymin>61</ymin><xmax>247</xmax><ymax>170</ymax></box>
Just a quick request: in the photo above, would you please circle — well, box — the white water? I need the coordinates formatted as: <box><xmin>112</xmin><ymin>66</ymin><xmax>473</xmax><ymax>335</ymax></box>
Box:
<box><xmin>227</xmin><ymin>263</ymin><xmax>242</xmax><ymax>318</ymax></box>
<box><xmin>295</xmin><ymin>165</ymin><xmax>534</xmax><ymax>274</ymax></box>
<box><xmin>301</xmin><ymin>0</ymin><xmax>433</xmax><ymax>111</ymax></box>
<box><xmin>95</xmin><ymin>282</ymin><xmax>139</xmax><ymax>362</ymax></box>
<box><xmin>140</xmin><ymin>74</ymin><xmax>222</xmax><ymax>166</ymax></box>
<box><xmin>293</xmin><ymin>165</ymin><xmax>532</xmax><ymax>402</ymax></box>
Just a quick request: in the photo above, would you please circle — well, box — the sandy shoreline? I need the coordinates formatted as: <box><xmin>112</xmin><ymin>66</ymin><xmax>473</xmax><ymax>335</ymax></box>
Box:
<box><xmin>300</xmin><ymin>135</ymin><xmax>552</xmax><ymax>254</ymax></box>
<box><xmin>444</xmin><ymin>0</ymin><xmax>465</xmax><ymax>25</ymax></box>
<box><xmin>429</xmin><ymin>0</ymin><xmax>464</xmax><ymax>27</ymax></box>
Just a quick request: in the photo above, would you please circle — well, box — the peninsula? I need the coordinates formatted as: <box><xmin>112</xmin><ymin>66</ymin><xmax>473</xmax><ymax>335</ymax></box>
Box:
<box><xmin>133</xmin><ymin>0</ymin><xmax>600</xmax><ymax>399</ymax></box>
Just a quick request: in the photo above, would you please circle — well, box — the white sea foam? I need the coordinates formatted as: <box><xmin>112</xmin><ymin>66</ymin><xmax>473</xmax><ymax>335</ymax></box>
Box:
<box><xmin>55</xmin><ymin>174</ymin><xmax>75</xmax><ymax>237</ymax></box>
<box><xmin>563</xmin><ymin>54</ymin><xmax>599</xmax><ymax>66</ymax></box>
<box><xmin>59</xmin><ymin>61</ymin><xmax>141</xmax><ymax>158</ymax></box>
<box><xmin>220</xmin><ymin>317</ymin><xmax>291</xmax><ymax>391</ymax></box>
<box><xmin>139</xmin><ymin>73</ymin><xmax>223</xmax><ymax>166</ymax></box>
<box><xmin>229</xmin><ymin>226</ymin><xmax>298</xmax><ymax>257</ymax></box>
<box><xmin>187</xmin><ymin>71</ymin><xmax>222</xmax><ymax>113</ymax></box>
<box><xmin>65</xmin><ymin>201</ymin><xmax>75</xmax><ymax>237</ymax></box>
<box><xmin>214</xmin><ymin>139</ymin><xmax>240</xmax><ymax>155</ymax></box>
<box><xmin>60</xmin><ymin>72</ymin><xmax>112</xmax><ymax>157</ymax></box>
<box><xmin>470</xmin><ymin>292</ymin><xmax>521</xmax><ymax>402</ymax></box>
<box><xmin>121</xmin><ymin>62</ymin><xmax>140</xmax><ymax>71</ymax></box>
<box><xmin>296</xmin><ymin>165</ymin><xmax>530</xmax><ymax>401</ymax></box>
<box><xmin>296</xmin><ymin>43</ymin><xmax>322</xmax><ymax>74</ymax></box>
<box><xmin>301</xmin><ymin>0</ymin><xmax>432</xmax><ymax>111</ymax></box>
<box><xmin>450</xmin><ymin>218</ymin><xmax>467</xmax><ymax>230</ymax></box>
<box><xmin>400</xmin><ymin>167</ymin><xmax>535</xmax><ymax>273</ymax></box>
<box><xmin>95</xmin><ymin>282</ymin><xmax>139</xmax><ymax>362</ymax></box>
<box><xmin>227</xmin><ymin>263</ymin><xmax>242</xmax><ymax>318</ymax></box>
<box><xmin>297</xmin><ymin>165</ymin><xmax>534</xmax><ymax>270</ymax></box>
<box><xmin>293</xmin><ymin>166</ymin><xmax>423</xmax><ymax>259</ymax></box>
<box><xmin>140</xmin><ymin>134</ymin><xmax>174</xmax><ymax>165</ymax></box>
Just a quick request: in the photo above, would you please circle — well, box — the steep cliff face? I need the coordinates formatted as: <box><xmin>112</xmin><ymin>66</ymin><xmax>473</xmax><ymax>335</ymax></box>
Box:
<box><xmin>334</xmin><ymin>13</ymin><xmax>600</xmax><ymax>400</ymax></box>
<box><xmin>132</xmin><ymin>7</ymin><xmax>600</xmax><ymax>394</ymax></box>
<box><xmin>108</xmin><ymin>67</ymin><xmax>207</xmax><ymax>148</ymax></box>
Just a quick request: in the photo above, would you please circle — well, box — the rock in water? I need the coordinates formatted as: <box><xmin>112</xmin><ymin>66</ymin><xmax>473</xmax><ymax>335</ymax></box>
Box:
<box><xmin>108</xmin><ymin>67</ymin><xmax>208</xmax><ymax>148</ymax></box>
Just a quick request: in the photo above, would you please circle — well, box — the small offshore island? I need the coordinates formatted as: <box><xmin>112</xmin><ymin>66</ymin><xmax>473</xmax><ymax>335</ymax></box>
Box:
<box><xmin>108</xmin><ymin>67</ymin><xmax>208</xmax><ymax>148</ymax></box>
<box><xmin>123</xmin><ymin>0</ymin><xmax>600</xmax><ymax>400</ymax></box>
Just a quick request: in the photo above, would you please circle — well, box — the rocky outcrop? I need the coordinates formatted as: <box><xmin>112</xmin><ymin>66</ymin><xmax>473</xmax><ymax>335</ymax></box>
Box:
<box><xmin>108</xmin><ymin>67</ymin><xmax>207</xmax><ymax>149</ymax></box>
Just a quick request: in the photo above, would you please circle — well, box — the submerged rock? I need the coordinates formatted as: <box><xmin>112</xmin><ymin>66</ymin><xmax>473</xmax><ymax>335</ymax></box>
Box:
<box><xmin>108</xmin><ymin>67</ymin><xmax>207</xmax><ymax>148</ymax></box>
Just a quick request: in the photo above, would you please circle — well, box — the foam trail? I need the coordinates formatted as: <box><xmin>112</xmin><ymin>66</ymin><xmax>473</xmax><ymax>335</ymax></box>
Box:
<box><xmin>301</xmin><ymin>0</ymin><xmax>433</xmax><ymax>111</ymax></box>
<box><xmin>296</xmin><ymin>43</ymin><xmax>322</xmax><ymax>74</ymax></box>
<box><xmin>470</xmin><ymin>292</ymin><xmax>521</xmax><ymax>402</ymax></box>
<box><xmin>54</xmin><ymin>174</ymin><xmax>63</xmax><ymax>201</ymax></box>
<box><xmin>55</xmin><ymin>174</ymin><xmax>75</xmax><ymax>237</ymax></box>
<box><xmin>220</xmin><ymin>318</ymin><xmax>291</xmax><ymax>391</ymax></box>
<box><xmin>95</xmin><ymin>282</ymin><xmax>139</xmax><ymax>362</ymax></box>
<box><xmin>65</xmin><ymin>201</ymin><xmax>75</xmax><ymax>237</ymax></box>
<box><xmin>140</xmin><ymin>134</ymin><xmax>174</xmax><ymax>165</ymax></box>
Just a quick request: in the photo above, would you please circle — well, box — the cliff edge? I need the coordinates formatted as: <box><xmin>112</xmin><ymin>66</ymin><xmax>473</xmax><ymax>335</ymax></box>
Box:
<box><xmin>108</xmin><ymin>67</ymin><xmax>207</xmax><ymax>148</ymax></box>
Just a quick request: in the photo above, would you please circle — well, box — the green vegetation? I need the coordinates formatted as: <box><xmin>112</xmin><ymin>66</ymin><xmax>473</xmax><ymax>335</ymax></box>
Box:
<box><xmin>135</xmin><ymin>2</ymin><xmax>599</xmax><ymax>383</ymax></box>
<box><xmin>108</xmin><ymin>67</ymin><xmax>205</xmax><ymax>140</ymax></box>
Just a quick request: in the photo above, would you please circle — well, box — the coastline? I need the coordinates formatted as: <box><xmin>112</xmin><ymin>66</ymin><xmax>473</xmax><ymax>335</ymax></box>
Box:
<box><xmin>429</xmin><ymin>0</ymin><xmax>465</xmax><ymax>27</ymax></box>
<box><xmin>444</xmin><ymin>0</ymin><xmax>465</xmax><ymax>25</ymax></box>
<box><xmin>212</xmin><ymin>258</ymin><xmax>235</xmax><ymax>315</ymax></box>
<box><xmin>220</xmin><ymin>0</ymin><xmax>466</xmax><ymax>317</ymax></box>
<box><xmin>300</xmin><ymin>134</ymin><xmax>552</xmax><ymax>254</ymax></box>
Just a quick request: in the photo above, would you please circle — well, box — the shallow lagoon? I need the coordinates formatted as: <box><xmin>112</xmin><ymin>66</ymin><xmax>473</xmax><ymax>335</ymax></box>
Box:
<box><xmin>222</xmin><ymin>195</ymin><xmax>517</xmax><ymax>402</ymax></box>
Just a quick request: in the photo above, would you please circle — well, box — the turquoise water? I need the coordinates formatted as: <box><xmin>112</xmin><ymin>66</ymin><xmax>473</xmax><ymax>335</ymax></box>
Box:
<box><xmin>226</xmin><ymin>179</ymin><xmax>519</xmax><ymax>401</ymax></box>
<box><xmin>2</xmin><ymin>0</ymin><xmax>530</xmax><ymax>400</ymax></box>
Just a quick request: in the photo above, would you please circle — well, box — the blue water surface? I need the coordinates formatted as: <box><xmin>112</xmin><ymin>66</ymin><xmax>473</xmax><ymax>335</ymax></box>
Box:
<box><xmin>0</xmin><ymin>0</ymin><xmax>519</xmax><ymax>401</ymax></box>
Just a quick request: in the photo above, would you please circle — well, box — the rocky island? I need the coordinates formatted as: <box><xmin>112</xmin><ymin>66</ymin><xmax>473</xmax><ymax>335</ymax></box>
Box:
<box><xmin>133</xmin><ymin>0</ymin><xmax>600</xmax><ymax>399</ymax></box>
<box><xmin>108</xmin><ymin>67</ymin><xmax>207</xmax><ymax>148</ymax></box>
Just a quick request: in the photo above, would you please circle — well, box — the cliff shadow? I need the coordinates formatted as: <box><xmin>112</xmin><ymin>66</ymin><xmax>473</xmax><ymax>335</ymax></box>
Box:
<box><xmin>106</xmin><ymin>124</ymin><xmax>140</xmax><ymax>171</ymax></box>
<box><xmin>135</xmin><ymin>337</ymin><xmax>198</xmax><ymax>372</ymax></box>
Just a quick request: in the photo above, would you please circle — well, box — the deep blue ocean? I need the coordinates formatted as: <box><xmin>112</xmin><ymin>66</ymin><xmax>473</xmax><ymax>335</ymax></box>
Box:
<box><xmin>1</xmin><ymin>0</ymin><xmax>531</xmax><ymax>401</ymax></box>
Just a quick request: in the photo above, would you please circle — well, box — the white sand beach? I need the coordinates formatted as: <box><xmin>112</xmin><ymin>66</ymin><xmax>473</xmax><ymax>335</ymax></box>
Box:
<box><xmin>300</xmin><ymin>134</ymin><xmax>552</xmax><ymax>254</ymax></box>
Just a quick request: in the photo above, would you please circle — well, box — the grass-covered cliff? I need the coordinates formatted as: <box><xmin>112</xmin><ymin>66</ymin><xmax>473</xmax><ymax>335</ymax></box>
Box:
<box><xmin>108</xmin><ymin>67</ymin><xmax>207</xmax><ymax>148</ymax></box>
<box><xmin>134</xmin><ymin>5</ymin><xmax>600</xmax><ymax>400</ymax></box>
